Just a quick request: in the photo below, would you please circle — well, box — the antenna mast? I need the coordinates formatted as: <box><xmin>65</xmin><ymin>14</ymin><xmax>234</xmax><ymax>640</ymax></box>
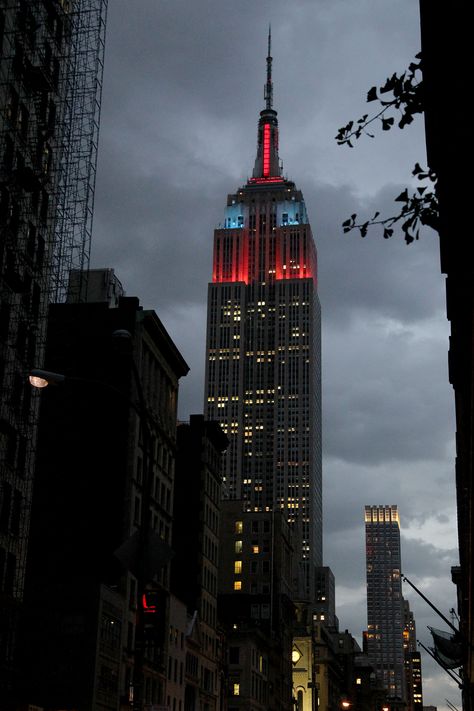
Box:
<box><xmin>264</xmin><ymin>25</ymin><xmax>273</xmax><ymax>109</ymax></box>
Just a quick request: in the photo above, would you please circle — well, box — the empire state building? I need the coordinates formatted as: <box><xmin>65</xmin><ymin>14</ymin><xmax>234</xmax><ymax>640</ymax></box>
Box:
<box><xmin>204</xmin><ymin>34</ymin><xmax>322</xmax><ymax>598</ymax></box>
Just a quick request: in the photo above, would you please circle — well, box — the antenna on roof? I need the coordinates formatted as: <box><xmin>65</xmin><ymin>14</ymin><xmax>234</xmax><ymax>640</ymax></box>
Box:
<box><xmin>264</xmin><ymin>24</ymin><xmax>273</xmax><ymax>110</ymax></box>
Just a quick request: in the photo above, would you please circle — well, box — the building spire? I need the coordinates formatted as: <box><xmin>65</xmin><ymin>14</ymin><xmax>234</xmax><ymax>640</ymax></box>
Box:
<box><xmin>264</xmin><ymin>24</ymin><xmax>273</xmax><ymax>110</ymax></box>
<box><xmin>250</xmin><ymin>27</ymin><xmax>282</xmax><ymax>182</ymax></box>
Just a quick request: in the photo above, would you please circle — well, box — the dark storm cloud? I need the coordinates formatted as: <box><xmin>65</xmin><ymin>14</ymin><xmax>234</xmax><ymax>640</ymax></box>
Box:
<box><xmin>91</xmin><ymin>2</ymin><xmax>458</xmax><ymax>707</ymax></box>
<box><xmin>313</xmin><ymin>184</ymin><xmax>444</xmax><ymax>326</ymax></box>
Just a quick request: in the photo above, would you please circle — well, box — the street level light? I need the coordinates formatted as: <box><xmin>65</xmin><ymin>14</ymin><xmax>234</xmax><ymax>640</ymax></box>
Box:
<box><xmin>29</xmin><ymin>342</ymin><xmax>170</xmax><ymax>711</ymax></box>
<box><xmin>29</xmin><ymin>369</ymin><xmax>65</xmax><ymax>388</ymax></box>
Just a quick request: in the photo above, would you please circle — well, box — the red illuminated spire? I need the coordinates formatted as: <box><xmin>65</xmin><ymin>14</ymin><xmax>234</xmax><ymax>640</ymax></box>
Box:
<box><xmin>251</xmin><ymin>27</ymin><xmax>282</xmax><ymax>182</ymax></box>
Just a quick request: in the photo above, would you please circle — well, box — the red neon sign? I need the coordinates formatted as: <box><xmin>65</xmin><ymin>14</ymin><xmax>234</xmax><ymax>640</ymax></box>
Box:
<box><xmin>248</xmin><ymin>176</ymin><xmax>284</xmax><ymax>184</ymax></box>
<box><xmin>142</xmin><ymin>592</ymin><xmax>158</xmax><ymax>613</ymax></box>
<box><xmin>263</xmin><ymin>123</ymin><xmax>271</xmax><ymax>176</ymax></box>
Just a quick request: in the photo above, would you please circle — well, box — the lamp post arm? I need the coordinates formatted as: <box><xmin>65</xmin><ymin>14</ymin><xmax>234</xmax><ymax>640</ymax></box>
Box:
<box><xmin>29</xmin><ymin>368</ymin><xmax>149</xmax><ymax>421</ymax></box>
<box><xmin>402</xmin><ymin>574</ymin><xmax>459</xmax><ymax>635</ymax></box>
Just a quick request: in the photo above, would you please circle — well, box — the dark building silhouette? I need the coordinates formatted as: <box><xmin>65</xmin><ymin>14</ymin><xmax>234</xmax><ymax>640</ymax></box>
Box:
<box><xmin>203</xmin><ymin>31</ymin><xmax>322</xmax><ymax>602</ymax></box>
<box><xmin>419</xmin><ymin>2</ymin><xmax>472</xmax><ymax>708</ymax></box>
<box><xmin>172</xmin><ymin>414</ymin><xmax>228</xmax><ymax>711</ymax></box>
<box><xmin>19</xmin><ymin>278</ymin><xmax>188</xmax><ymax>709</ymax></box>
<box><xmin>0</xmin><ymin>1</ymin><xmax>106</xmax><ymax>696</ymax></box>
<box><xmin>218</xmin><ymin>501</ymin><xmax>295</xmax><ymax>711</ymax></box>
<box><xmin>403</xmin><ymin>599</ymin><xmax>423</xmax><ymax>711</ymax></box>
<box><xmin>313</xmin><ymin>566</ymin><xmax>338</xmax><ymax>630</ymax></box>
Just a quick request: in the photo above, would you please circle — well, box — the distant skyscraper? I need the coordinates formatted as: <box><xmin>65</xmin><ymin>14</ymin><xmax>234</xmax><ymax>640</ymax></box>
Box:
<box><xmin>403</xmin><ymin>599</ymin><xmax>423</xmax><ymax>711</ymax></box>
<box><xmin>365</xmin><ymin>505</ymin><xmax>405</xmax><ymax>700</ymax></box>
<box><xmin>204</xmin><ymin>31</ymin><xmax>322</xmax><ymax>599</ymax></box>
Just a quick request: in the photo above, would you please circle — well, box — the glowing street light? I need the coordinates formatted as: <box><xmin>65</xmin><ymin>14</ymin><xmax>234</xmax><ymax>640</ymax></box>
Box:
<box><xmin>29</xmin><ymin>369</ymin><xmax>65</xmax><ymax>388</ymax></box>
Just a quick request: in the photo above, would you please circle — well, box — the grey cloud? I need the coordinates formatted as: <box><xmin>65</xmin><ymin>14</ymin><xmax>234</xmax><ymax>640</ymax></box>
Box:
<box><xmin>91</xmin><ymin>3</ymin><xmax>459</xmax><ymax>708</ymax></box>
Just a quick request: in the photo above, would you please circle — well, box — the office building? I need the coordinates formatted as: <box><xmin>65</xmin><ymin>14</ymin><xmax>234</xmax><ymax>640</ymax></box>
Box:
<box><xmin>365</xmin><ymin>505</ymin><xmax>405</xmax><ymax>700</ymax></box>
<box><xmin>313</xmin><ymin>566</ymin><xmax>338</xmax><ymax>629</ymax></box>
<box><xmin>204</xmin><ymin>31</ymin><xmax>321</xmax><ymax>601</ymax></box>
<box><xmin>403</xmin><ymin>599</ymin><xmax>423</xmax><ymax>711</ymax></box>
<box><xmin>218</xmin><ymin>501</ymin><xmax>295</xmax><ymax>711</ymax></box>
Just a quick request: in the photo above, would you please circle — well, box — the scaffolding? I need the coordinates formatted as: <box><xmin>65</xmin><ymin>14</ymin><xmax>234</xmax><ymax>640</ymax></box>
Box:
<box><xmin>51</xmin><ymin>0</ymin><xmax>107</xmax><ymax>302</ymax></box>
<box><xmin>0</xmin><ymin>0</ymin><xmax>107</xmax><ymax>691</ymax></box>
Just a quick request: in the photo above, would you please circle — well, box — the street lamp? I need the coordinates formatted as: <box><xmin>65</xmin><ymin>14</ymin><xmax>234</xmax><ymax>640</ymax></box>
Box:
<box><xmin>29</xmin><ymin>342</ymin><xmax>170</xmax><ymax>711</ymax></box>
<box><xmin>29</xmin><ymin>369</ymin><xmax>65</xmax><ymax>388</ymax></box>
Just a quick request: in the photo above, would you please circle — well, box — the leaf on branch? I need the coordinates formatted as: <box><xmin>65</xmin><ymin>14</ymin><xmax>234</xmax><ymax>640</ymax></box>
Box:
<box><xmin>381</xmin><ymin>117</ymin><xmax>395</xmax><ymax>131</ymax></box>
<box><xmin>395</xmin><ymin>189</ymin><xmax>409</xmax><ymax>203</ymax></box>
<box><xmin>359</xmin><ymin>222</ymin><xmax>369</xmax><ymax>238</ymax></box>
<box><xmin>339</xmin><ymin>159</ymin><xmax>438</xmax><ymax>243</ymax></box>
<box><xmin>357</xmin><ymin>114</ymin><xmax>369</xmax><ymax>124</ymax></box>
<box><xmin>367</xmin><ymin>86</ymin><xmax>378</xmax><ymax>102</ymax></box>
<box><xmin>398</xmin><ymin>114</ymin><xmax>414</xmax><ymax>129</ymax></box>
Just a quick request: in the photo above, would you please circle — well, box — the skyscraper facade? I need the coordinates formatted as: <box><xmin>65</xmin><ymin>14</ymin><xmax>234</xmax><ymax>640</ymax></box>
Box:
<box><xmin>204</xmin><ymin>35</ymin><xmax>322</xmax><ymax>598</ymax></box>
<box><xmin>365</xmin><ymin>505</ymin><xmax>405</xmax><ymax>700</ymax></box>
<box><xmin>403</xmin><ymin>599</ymin><xmax>423</xmax><ymax>711</ymax></box>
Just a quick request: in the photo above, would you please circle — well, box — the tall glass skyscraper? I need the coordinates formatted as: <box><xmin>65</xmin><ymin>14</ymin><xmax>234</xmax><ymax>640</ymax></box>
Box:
<box><xmin>365</xmin><ymin>505</ymin><xmax>406</xmax><ymax>700</ymax></box>
<box><xmin>204</xmin><ymin>34</ymin><xmax>322</xmax><ymax>599</ymax></box>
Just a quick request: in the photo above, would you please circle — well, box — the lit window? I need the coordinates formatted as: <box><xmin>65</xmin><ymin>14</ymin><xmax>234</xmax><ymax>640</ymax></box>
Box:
<box><xmin>233</xmin><ymin>683</ymin><xmax>240</xmax><ymax>696</ymax></box>
<box><xmin>235</xmin><ymin>540</ymin><xmax>242</xmax><ymax>554</ymax></box>
<box><xmin>234</xmin><ymin>561</ymin><xmax>242</xmax><ymax>574</ymax></box>
<box><xmin>320</xmin><ymin>614</ymin><xmax>325</xmax><ymax>621</ymax></box>
<box><xmin>235</xmin><ymin>521</ymin><xmax>243</xmax><ymax>534</ymax></box>
<box><xmin>356</xmin><ymin>678</ymin><xmax>362</xmax><ymax>685</ymax></box>
<box><xmin>252</xmin><ymin>545</ymin><xmax>260</xmax><ymax>554</ymax></box>
<box><xmin>234</xmin><ymin>581</ymin><xmax>242</xmax><ymax>591</ymax></box>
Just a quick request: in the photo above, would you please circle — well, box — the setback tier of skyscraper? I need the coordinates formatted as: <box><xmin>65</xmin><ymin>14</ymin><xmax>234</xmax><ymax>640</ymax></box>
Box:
<box><xmin>204</xmin><ymin>33</ymin><xmax>322</xmax><ymax>599</ymax></box>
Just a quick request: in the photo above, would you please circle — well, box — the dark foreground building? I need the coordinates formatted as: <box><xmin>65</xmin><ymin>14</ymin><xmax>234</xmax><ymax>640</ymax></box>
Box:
<box><xmin>19</xmin><ymin>278</ymin><xmax>188</xmax><ymax>709</ymax></box>
<box><xmin>172</xmin><ymin>415</ymin><xmax>229</xmax><ymax>711</ymax></box>
<box><xmin>0</xmin><ymin>1</ymin><xmax>106</xmax><ymax>697</ymax></box>
<box><xmin>419</xmin><ymin>2</ymin><xmax>473</xmax><ymax>708</ymax></box>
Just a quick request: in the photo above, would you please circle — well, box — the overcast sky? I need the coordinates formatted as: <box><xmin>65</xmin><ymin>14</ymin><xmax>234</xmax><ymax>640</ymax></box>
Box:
<box><xmin>91</xmin><ymin>2</ymin><xmax>459</xmax><ymax>707</ymax></box>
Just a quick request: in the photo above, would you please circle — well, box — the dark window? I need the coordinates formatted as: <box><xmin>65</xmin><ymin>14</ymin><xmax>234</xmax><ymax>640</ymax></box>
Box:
<box><xmin>229</xmin><ymin>647</ymin><xmax>240</xmax><ymax>664</ymax></box>
<box><xmin>10</xmin><ymin>490</ymin><xmax>21</xmax><ymax>535</ymax></box>
<box><xmin>4</xmin><ymin>553</ymin><xmax>16</xmax><ymax>595</ymax></box>
<box><xmin>0</xmin><ymin>483</ymin><xmax>12</xmax><ymax>532</ymax></box>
